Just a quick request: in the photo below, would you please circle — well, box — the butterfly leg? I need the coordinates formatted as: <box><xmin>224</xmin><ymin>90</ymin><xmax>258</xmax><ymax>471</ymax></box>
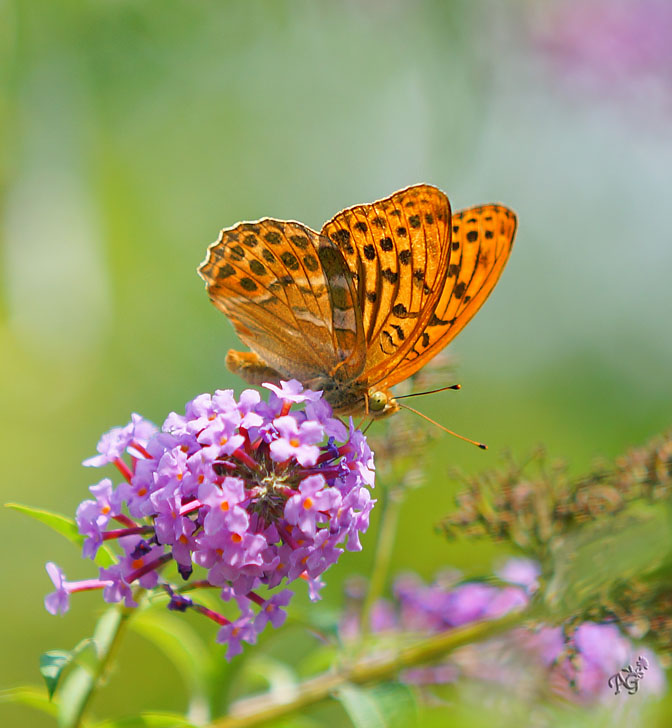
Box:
<box><xmin>361</xmin><ymin>418</ymin><xmax>375</xmax><ymax>435</ymax></box>
<box><xmin>226</xmin><ymin>350</ymin><xmax>284</xmax><ymax>387</ymax></box>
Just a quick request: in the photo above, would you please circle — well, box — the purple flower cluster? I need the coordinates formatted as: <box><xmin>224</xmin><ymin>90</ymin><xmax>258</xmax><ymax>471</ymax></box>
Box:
<box><xmin>342</xmin><ymin>559</ymin><xmax>538</xmax><ymax>644</ymax></box>
<box><xmin>45</xmin><ymin>381</ymin><xmax>375</xmax><ymax>658</ymax></box>
<box><xmin>519</xmin><ymin>622</ymin><xmax>665</xmax><ymax>703</ymax></box>
<box><xmin>342</xmin><ymin>559</ymin><xmax>665</xmax><ymax>703</ymax></box>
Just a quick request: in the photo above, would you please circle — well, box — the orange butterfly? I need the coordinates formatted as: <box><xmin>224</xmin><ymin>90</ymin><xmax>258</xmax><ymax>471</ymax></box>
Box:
<box><xmin>198</xmin><ymin>184</ymin><xmax>517</xmax><ymax>420</ymax></box>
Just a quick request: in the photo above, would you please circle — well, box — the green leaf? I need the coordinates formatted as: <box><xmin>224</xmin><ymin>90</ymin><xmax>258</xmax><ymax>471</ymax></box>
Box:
<box><xmin>337</xmin><ymin>682</ymin><xmax>418</xmax><ymax>728</ymax></box>
<box><xmin>58</xmin><ymin>666</ymin><xmax>95</xmax><ymax>728</ymax></box>
<box><xmin>366</xmin><ymin>682</ymin><xmax>418</xmax><ymax>728</ymax></box>
<box><xmin>93</xmin><ymin>606</ymin><xmax>125</xmax><ymax>654</ymax></box>
<box><xmin>130</xmin><ymin>610</ymin><xmax>211</xmax><ymax>702</ymax></box>
<box><xmin>244</xmin><ymin>655</ymin><xmax>298</xmax><ymax>696</ymax></box>
<box><xmin>94</xmin><ymin>544</ymin><xmax>117</xmax><ymax>568</ymax></box>
<box><xmin>93</xmin><ymin>712</ymin><xmax>197</xmax><ymax>728</ymax></box>
<box><xmin>56</xmin><ymin>608</ymin><xmax>125</xmax><ymax>727</ymax></box>
<box><xmin>336</xmin><ymin>684</ymin><xmax>387</xmax><ymax>728</ymax></box>
<box><xmin>6</xmin><ymin>502</ymin><xmax>116</xmax><ymax>567</ymax></box>
<box><xmin>40</xmin><ymin>650</ymin><xmax>75</xmax><ymax>700</ymax></box>
<box><xmin>38</xmin><ymin>638</ymin><xmax>97</xmax><ymax>700</ymax></box>
<box><xmin>6</xmin><ymin>502</ymin><xmax>80</xmax><ymax>543</ymax></box>
<box><xmin>72</xmin><ymin>638</ymin><xmax>100</xmax><ymax>674</ymax></box>
<box><xmin>0</xmin><ymin>686</ymin><xmax>59</xmax><ymax>717</ymax></box>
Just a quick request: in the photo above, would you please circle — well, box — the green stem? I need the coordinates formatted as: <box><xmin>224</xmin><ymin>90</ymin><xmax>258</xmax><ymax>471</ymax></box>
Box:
<box><xmin>208</xmin><ymin>609</ymin><xmax>526</xmax><ymax>728</ymax></box>
<box><xmin>63</xmin><ymin>592</ymin><xmax>143</xmax><ymax>728</ymax></box>
<box><xmin>359</xmin><ymin>485</ymin><xmax>404</xmax><ymax>639</ymax></box>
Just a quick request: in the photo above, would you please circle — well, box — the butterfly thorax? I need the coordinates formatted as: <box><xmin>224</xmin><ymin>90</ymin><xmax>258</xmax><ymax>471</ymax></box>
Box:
<box><xmin>316</xmin><ymin>376</ymin><xmax>399</xmax><ymax>419</ymax></box>
<box><xmin>225</xmin><ymin>350</ymin><xmax>399</xmax><ymax>419</ymax></box>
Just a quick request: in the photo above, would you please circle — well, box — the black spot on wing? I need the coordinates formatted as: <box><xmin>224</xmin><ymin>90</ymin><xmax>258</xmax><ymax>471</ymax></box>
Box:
<box><xmin>239</xmin><ymin>277</ymin><xmax>258</xmax><ymax>292</ymax></box>
<box><xmin>280</xmin><ymin>251</ymin><xmax>299</xmax><ymax>270</ymax></box>
<box><xmin>217</xmin><ymin>263</ymin><xmax>235</xmax><ymax>279</ymax></box>
<box><xmin>391</xmin><ymin>324</ymin><xmax>405</xmax><ymax>341</ymax></box>
<box><xmin>229</xmin><ymin>245</ymin><xmax>245</xmax><ymax>261</ymax></box>
<box><xmin>399</xmin><ymin>249</ymin><xmax>411</xmax><ymax>265</ymax></box>
<box><xmin>249</xmin><ymin>260</ymin><xmax>267</xmax><ymax>276</ymax></box>
<box><xmin>290</xmin><ymin>234</ymin><xmax>310</xmax><ymax>249</ymax></box>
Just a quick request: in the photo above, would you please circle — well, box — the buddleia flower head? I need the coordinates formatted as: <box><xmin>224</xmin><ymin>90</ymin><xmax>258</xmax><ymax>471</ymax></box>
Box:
<box><xmin>45</xmin><ymin>381</ymin><xmax>375</xmax><ymax>659</ymax></box>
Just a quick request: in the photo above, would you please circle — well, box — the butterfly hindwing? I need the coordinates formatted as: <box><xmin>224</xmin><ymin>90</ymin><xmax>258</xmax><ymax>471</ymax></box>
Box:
<box><xmin>321</xmin><ymin>184</ymin><xmax>452</xmax><ymax>386</ymax></box>
<box><xmin>199</xmin><ymin>219</ymin><xmax>365</xmax><ymax>385</ymax></box>
<box><xmin>380</xmin><ymin>204</ymin><xmax>517</xmax><ymax>388</ymax></box>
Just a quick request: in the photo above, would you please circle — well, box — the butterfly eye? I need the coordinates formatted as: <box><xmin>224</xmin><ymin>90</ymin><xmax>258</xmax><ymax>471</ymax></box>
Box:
<box><xmin>368</xmin><ymin>391</ymin><xmax>388</xmax><ymax>413</ymax></box>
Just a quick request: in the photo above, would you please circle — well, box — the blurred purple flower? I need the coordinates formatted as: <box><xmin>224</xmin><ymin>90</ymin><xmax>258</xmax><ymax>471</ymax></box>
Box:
<box><xmin>537</xmin><ymin>0</ymin><xmax>672</xmax><ymax>90</ymax></box>
<box><xmin>495</xmin><ymin>557</ymin><xmax>540</xmax><ymax>593</ymax></box>
<box><xmin>340</xmin><ymin>559</ymin><xmax>665</xmax><ymax>705</ymax></box>
<box><xmin>522</xmin><ymin>622</ymin><xmax>666</xmax><ymax>702</ymax></box>
<box><xmin>391</xmin><ymin>569</ymin><xmax>529</xmax><ymax>634</ymax></box>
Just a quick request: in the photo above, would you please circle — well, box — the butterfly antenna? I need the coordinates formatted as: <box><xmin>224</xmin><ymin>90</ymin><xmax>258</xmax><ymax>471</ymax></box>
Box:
<box><xmin>398</xmin><ymin>403</ymin><xmax>487</xmax><ymax>449</ymax></box>
<box><xmin>395</xmin><ymin>384</ymin><xmax>461</xmax><ymax>400</ymax></box>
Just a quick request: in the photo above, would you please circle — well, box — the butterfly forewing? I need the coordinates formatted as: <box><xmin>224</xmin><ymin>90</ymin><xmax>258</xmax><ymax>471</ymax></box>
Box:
<box><xmin>379</xmin><ymin>204</ymin><xmax>517</xmax><ymax>388</ymax></box>
<box><xmin>321</xmin><ymin>185</ymin><xmax>452</xmax><ymax>386</ymax></box>
<box><xmin>199</xmin><ymin>219</ymin><xmax>365</xmax><ymax>384</ymax></box>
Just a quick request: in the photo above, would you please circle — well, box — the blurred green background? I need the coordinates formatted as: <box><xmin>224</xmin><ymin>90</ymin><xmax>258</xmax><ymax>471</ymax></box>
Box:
<box><xmin>2</xmin><ymin>0</ymin><xmax>671</xmax><ymax>725</ymax></box>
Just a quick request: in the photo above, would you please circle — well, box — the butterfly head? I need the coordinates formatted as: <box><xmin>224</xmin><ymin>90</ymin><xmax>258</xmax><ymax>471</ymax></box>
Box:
<box><xmin>367</xmin><ymin>389</ymin><xmax>400</xmax><ymax>419</ymax></box>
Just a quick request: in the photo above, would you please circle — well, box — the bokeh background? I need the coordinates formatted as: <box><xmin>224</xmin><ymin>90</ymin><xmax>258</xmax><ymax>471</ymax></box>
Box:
<box><xmin>2</xmin><ymin>0</ymin><xmax>671</xmax><ymax>725</ymax></box>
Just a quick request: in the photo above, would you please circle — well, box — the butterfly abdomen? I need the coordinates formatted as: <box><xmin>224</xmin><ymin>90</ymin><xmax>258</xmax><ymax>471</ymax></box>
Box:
<box><xmin>226</xmin><ymin>350</ymin><xmax>284</xmax><ymax>387</ymax></box>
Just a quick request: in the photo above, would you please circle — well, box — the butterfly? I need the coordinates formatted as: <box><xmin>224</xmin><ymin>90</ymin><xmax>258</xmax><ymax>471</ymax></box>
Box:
<box><xmin>198</xmin><ymin>184</ymin><xmax>517</xmax><ymax>420</ymax></box>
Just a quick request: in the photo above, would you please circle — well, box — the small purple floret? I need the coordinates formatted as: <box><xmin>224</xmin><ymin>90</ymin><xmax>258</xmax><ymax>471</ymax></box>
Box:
<box><xmin>44</xmin><ymin>563</ymin><xmax>70</xmax><ymax>616</ymax></box>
